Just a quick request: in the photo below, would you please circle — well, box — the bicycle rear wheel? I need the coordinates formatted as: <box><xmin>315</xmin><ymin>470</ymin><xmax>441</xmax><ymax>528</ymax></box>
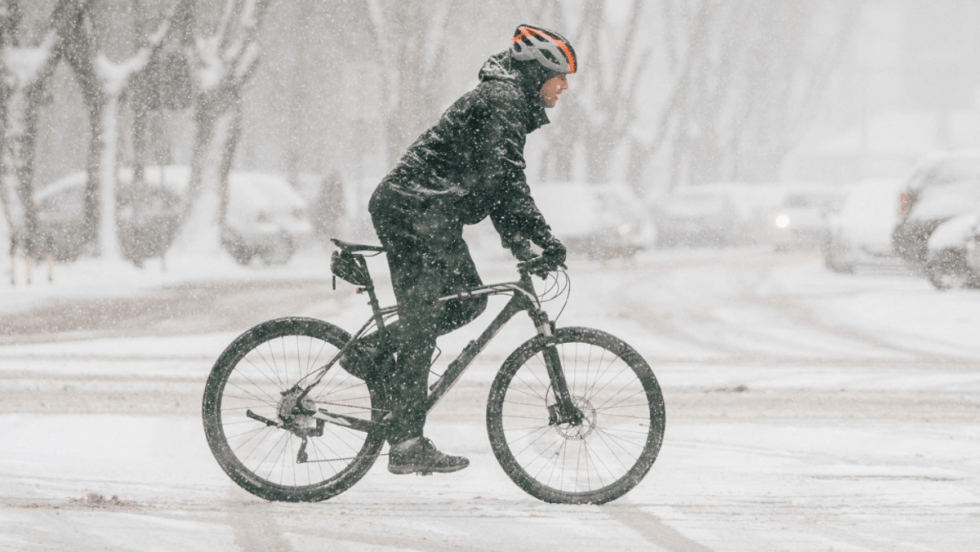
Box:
<box><xmin>487</xmin><ymin>327</ymin><xmax>665</xmax><ymax>504</ymax></box>
<box><xmin>202</xmin><ymin>317</ymin><xmax>387</xmax><ymax>502</ymax></box>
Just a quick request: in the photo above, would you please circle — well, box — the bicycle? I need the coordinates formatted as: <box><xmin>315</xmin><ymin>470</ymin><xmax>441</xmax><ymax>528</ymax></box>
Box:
<box><xmin>202</xmin><ymin>238</ymin><xmax>665</xmax><ymax>505</ymax></box>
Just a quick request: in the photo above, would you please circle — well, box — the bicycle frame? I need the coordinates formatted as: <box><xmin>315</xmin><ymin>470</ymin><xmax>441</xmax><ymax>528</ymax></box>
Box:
<box><xmin>294</xmin><ymin>263</ymin><xmax>581</xmax><ymax>432</ymax></box>
<box><xmin>424</xmin><ymin>270</ymin><xmax>549</xmax><ymax>412</ymax></box>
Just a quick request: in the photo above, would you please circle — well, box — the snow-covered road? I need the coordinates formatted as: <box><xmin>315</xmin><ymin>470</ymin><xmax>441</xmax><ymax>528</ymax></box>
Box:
<box><xmin>1</xmin><ymin>248</ymin><xmax>978</xmax><ymax>551</ymax></box>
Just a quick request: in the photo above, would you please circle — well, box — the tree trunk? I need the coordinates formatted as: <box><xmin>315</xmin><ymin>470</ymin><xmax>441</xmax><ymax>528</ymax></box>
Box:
<box><xmin>173</xmin><ymin>0</ymin><xmax>269</xmax><ymax>258</ymax></box>
<box><xmin>97</xmin><ymin>94</ymin><xmax>121</xmax><ymax>259</ymax></box>
<box><xmin>0</xmin><ymin>0</ymin><xmax>81</xmax><ymax>257</ymax></box>
<box><xmin>174</xmin><ymin>91</ymin><xmax>231</xmax><ymax>256</ymax></box>
<box><xmin>131</xmin><ymin>92</ymin><xmax>148</xmax><ymax>227</ymax></box>
<box><xmin>185</xmin><ymin>106</ymin><xmax>216</xmax><ymax>212</ymax></box>
<box><xmin>16</xmin><ymin>85</ymin><xmax>43</xmax><ymax>257</ymax></box>
<box><xmin>217</xmin><ymin>95</ymin><xmax>243</xmax><ymax>229</ymax></box>
<box><xmin>78</xmin><ymin>94</ymin><xmax>102</xmax><ymax>248</ymax></box>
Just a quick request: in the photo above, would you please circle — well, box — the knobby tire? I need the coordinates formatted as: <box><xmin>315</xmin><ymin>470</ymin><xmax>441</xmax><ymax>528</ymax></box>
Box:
<box><xmin>486</xmin><ymin>327</ymin><xmax>665</xmax><ymax>504</ymax></box>
<box><xmin>202</xmin><ymin>317</ymin><xmax>387</xmax><ymax>502</ymax></box>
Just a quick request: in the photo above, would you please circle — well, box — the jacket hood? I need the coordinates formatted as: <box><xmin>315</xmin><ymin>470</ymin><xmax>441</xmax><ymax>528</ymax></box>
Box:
<box><xmin>478</xmin><ymin>49</ymin><xmax>561</xmax><ymax>110</ymax></box>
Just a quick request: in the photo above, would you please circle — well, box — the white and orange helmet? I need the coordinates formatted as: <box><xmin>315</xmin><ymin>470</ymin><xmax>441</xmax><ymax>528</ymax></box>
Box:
<box><xmin>510</xmin><ymin>24</ymin><xmax>577</xmax><ymax>74</ymax></box>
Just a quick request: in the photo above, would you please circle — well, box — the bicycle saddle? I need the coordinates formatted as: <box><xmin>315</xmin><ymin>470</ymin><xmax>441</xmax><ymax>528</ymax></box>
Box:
<box><xmin>331</xmin><ymin>238</ymin><xmax>385</xmax><ymax>253</ymax></box>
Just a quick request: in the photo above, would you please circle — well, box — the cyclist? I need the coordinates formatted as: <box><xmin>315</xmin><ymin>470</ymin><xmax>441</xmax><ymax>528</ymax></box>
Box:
<box><xmin>343</xmin><ymin>24</ymin><xmax>577</xmax><ymax>475</ymax></box>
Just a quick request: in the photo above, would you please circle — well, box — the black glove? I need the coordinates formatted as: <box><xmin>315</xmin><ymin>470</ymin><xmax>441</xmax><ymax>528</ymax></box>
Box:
<box><xmin>541</xmin><ymin>237</ymin><xmax>567</xmax><ymax>268</ymax></box>
<box><xmin>518</xmin><ymin>237</ymin><xmax>566</xmax><ymax>279</ymax></box>
<box><xmin>511</xmin><ymin>240</ymin><xmax>536</xmax><ymax>262</ymax></box>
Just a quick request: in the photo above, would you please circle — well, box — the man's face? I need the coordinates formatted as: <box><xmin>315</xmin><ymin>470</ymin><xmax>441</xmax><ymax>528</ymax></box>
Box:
<box><xmin>540</xmin><ymin>74</ymin><xmax>568</xmax><ymax>108</ymax></box>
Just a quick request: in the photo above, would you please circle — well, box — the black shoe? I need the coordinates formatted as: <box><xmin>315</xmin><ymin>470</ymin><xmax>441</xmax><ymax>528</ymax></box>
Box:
<box><xmin>388</xmin><ymin>437</ymin><xmax>469</xmax><ymax>475</ymax></box>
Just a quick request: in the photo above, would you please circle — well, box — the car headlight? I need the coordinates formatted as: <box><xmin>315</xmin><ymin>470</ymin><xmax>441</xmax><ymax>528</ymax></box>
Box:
<box><xmin>774</xmin><ymin>214</ymin><xmax>791</xmax><ymax>229</ymax></box>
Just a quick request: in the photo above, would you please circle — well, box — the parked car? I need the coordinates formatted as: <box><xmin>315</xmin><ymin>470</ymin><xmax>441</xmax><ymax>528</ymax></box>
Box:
<box><xmin>653</xmin><ymin>184</ymin><xmax>743</xmax><ymax>247</ymax></box>
<box><xmin>654</xmin><ymin>182</ymin><xmax>795</xmax><ymax>248</ymax></box>
<box><xmin>922</xmin><ymin>212</ymin><xmax>980</xmax><ymax>290</ymax></box>
<box><xmin>726</xmin><ymin>183</ymin><xmax>790</xmax><ymax>245</ymax></box>
<box><xmin>32</xmin><ymin>167</ymin><xmax>311</xmax><ymax>266</ymax></box>
<box><xmin>824</xmin><ymin>178</ymin><xmax>904</xmax><ymax>273</ymax></box>
<box><xmin>33</xmin><ymin>167</ymin><xmax>184</xmax><ymax>263</ymax></box>
<box><xmin>116</xmin><ymin>166</ymin><xmax>185</xmax><ymax>264</ymax></box>
<box><xmin>532</xmin><ymin>183</ymin><xmax>655</xmax><ymax>260</ymax></box>
<box><xmin>291</xmin><ymin>171</ymin><xmax>346</xmax><ymax>248</ymax></box>
<box><xmin>965</xmin><ymin>220</ymin><xmax>980</xmax><ymax>282</ymax></box>
<box><xmin>770</xmin><ymin>186</ymin><xmax>843</xmax><ymax>251</ymax></box>
<box><xmin>33</xmin><ymin>172</ymin><xmax>89</xmax><ymax>261</ymax></box>
<box><xmin>892</xmin><ymin>149</ymin><xmax>980</xmax><ymax>266</ymax></box>
<box><xmin>221</xmin><ymin>172</ymin><xmax>313</xmax><ymax>265</ymax></box>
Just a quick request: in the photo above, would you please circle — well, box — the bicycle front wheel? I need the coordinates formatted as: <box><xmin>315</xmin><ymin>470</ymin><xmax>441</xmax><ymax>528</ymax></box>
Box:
<box><xmin>202</xmin><ymin>317</ymin><xmax>387</xmax><ymax>502</ymax></box>
<box><xmin>487</xmin><ymin>327</ymin><xmax>665</xmax><ymax>504</ymax></box>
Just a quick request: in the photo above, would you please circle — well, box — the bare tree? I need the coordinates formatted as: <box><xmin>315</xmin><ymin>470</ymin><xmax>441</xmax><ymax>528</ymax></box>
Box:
<box><xmin>554</xmin><ymin>1</ymin><xmax>652</xmax><ymax>184</ymax></box>
<box><xmin>64</xmin><ymin>0</ymin><xmax>192</xmax><ymax>260</ymax></box>
<box><xmin>624</xmin><ymin>0</ymin><xmax>714</xmax><ymax>193</ymax></box>
<box><xmin>363</xmin><ymin>0</ymin><xmax>456</xmax><ymax>168</ymax></box>
<box><xmin>0</xmin><ymin>0</ymin><xmax>84</xmax><ymax>265</ymax></box>
<box><xmin>127</xmin><ymin>0</ymin><xmax>193</xmax><ymax>262</ymax></box>
<box><xmin>522</xmin><ymin>0</ymin><xmax>860</xmax><ymax>197</ymax></box>
<box><xmin>648</xmin><ymin>0</ymin><xmax>863</xmax><ymax>191</ymax></box>
<box><xmin>522</xmin><ymin>0</ymin><xmax>675</xmax><ymax>189</ymax></box>
<box><xmin>721</xmin><ymin>1</ymin><xmax>863</xmax><ymax>182</ymax></box>
<box><xmin>170</xmin><ymin>0</ymin><xmax>270</xmax><ymax>257</ymax></box>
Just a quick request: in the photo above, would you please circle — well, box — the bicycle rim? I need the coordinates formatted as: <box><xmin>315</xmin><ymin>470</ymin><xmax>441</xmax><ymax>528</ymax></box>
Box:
<box><xmin>203</xmin><ymin>318</ymin><xmax>386</xmax><ymax>502</ymax></box>
<box><xmin>488</xmin><ymin>327</ymin><xmax>665</xmax><ymax>504</ymax></box>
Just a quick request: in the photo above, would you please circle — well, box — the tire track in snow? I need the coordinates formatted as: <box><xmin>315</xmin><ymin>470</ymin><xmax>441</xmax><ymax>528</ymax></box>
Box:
<box><xmin>224</xmin><ymin>497</ymin><xmax>293</xmax><ymax>552</ymax></box>
<box><xmin>763</xmin><ymin>292</ymin><xmax>980</xmax><ymax>360</ymax></box>
<box><xmin>604</xmin><ymin>503</ymin><xmax>714</xmax><ymax>551</ymax></box>
<box><xmin>574</xmin><ymin>252</ymin><xmax>759</xmax><ymax>358</ymax></box>
<box><xmin>612</xmin><ymin>250</ymin><xmax>975</xmax><ymax>363</ymax></box>
<box><xmin>0</xmin><ymin>279</ymin><xmax>338</xmax><ymax>345</ymax></box>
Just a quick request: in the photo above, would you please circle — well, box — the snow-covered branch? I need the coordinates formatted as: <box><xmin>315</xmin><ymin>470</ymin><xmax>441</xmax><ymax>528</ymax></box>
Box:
<box><xmin>3</xmin><ymin>34</ymin><xmax>56</xmax><ymax>88</ymax></box>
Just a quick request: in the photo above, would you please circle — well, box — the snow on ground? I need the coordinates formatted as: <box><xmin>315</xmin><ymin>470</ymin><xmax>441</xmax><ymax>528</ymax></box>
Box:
<box><xmin>1</xmin><ymin>245</ymin><xmax>979</xmax><ymax>551</ymax></box>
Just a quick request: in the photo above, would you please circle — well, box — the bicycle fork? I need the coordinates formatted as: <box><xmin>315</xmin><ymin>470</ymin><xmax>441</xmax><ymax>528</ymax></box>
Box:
<box><xmin>530</xmin><ymin>309</ymin><xmax>583</xmax><ymax>427</ymax></box>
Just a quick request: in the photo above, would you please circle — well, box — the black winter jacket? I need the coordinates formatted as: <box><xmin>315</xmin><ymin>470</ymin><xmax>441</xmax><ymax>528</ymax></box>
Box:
<box><xmin>373</xmin><ymin>50</ymin><xmax>560</xmax><ymax>254</ymax></box>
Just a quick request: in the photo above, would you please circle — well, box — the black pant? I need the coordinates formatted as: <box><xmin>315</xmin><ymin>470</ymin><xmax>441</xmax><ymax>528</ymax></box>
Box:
<box><xmin>369</xmin><ymin>185</ymin><xmax>488</xmax><ymax>444</ymax></box>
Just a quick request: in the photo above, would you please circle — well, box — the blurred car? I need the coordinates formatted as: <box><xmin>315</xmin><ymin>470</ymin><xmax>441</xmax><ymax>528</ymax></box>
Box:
<box><xmin>923</xmin><ymin>212</ymin><xmax>980</xmax><ymax>290</ymax></box>
<box><xmin>892</xmin><ymin>149</ymin><xmax>980</xmax><ymax>266</ymax></box>
<box><xmin>33</xmin><ymin>167</ymin><xmax>184</xmax><ymax>263</ymax></box>
<box><xmin>965</xmin><ymin>219</ymin><xmax>980</xmax><ymax>281</ymax></box>
<box><xmin>653</xmin><ymin>184</ymin><xmax>742</xmax><ymax>247</ymax></box>
<box><xmin>291</xmin><ymin>171</ymin><xmax>346</xmax><ymax>248</ymax></box>
<box><xmin>770</xmin><ymin>187</ymin><xmax>843</xmax><ymax>251</ymax></box>
<box><xmin>33</xmin><ymin>173</ymin><xmax>89</xmax><ymax>261</ymax></box>
<box><xmin>824</xmin><ymin>178</ymin><xmax>904</xmax><ymax>273</ymax></box>
<box><xmin>532</xmin><ymin>182</ymin><xmax>655</xmax><ymax>260</ymax></box>
<box><xmin>222</xmin><ymin>172</ymin><xmax>313</xmax><ymax>265</ymax></box>
<box><xmin>116</xmin><ymin>166</ymin><xmax>185</xmax><ymax>264</ymax></box>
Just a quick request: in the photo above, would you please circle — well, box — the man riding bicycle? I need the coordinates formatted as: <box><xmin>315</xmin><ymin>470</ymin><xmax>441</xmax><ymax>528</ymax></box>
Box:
<box><xmin>343</xmin><ymin>24</ymin><xmax>577</xmax><ymax>475</ymax></box>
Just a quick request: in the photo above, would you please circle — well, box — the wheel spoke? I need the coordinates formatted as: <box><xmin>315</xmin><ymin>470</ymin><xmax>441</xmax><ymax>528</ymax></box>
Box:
<box><xmin>488</xmin><ymin>329</ymin><xmax>664</xmax><ymax>504</ymax></box>
<box><xmin>204</xmin><ymin>320</ymin><xmax>385</xmax><ymax>502</ymax></box>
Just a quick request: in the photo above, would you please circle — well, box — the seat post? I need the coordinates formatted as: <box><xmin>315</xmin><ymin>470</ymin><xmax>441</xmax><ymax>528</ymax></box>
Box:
<box><xmin>364</xmin><ymin>285</ymin><xmax>385</xmax><ymax>330</ymax></box>
<box><xmin>355</xmin><ymin>256</ymin><xmax>386</xmax><ymax>330</ymax></box>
